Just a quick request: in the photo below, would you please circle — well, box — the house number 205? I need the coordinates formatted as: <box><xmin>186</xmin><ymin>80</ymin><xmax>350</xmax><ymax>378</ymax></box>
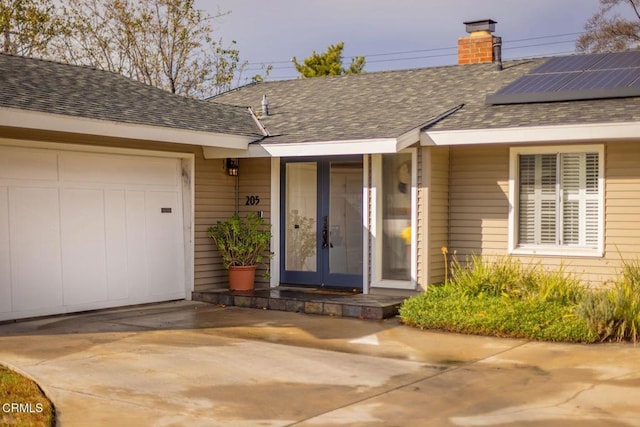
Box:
<box><xmin>245</xmin><ymin>195</ymin><xmax>260</xmax><ymax>206</ymax></box>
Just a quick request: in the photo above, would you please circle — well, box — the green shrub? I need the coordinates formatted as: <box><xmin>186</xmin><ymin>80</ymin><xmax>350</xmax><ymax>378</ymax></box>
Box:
<box><xmin>401</xmin><ymin>255</ymin><xmax>595</xmax><ymax>342</ymax></box>
<box><xmin>402</xmin><ymin>254</ymin><xmax>640</xmax><ymax>343</ymax></box>
<box><xmin>207</xmin><ymin>213</ymin><xmax>272</xmax><ymax>268</ymax></box>
<box><xmin>610</xmin><ymin>259</ymin><xmax>640</xmax><ymax>342</ymax></box>
<box><xmin>574</xmin><ymin>259</ymin><xmax>640</xmax><ymax>343</ymax></box>
<box><xmin>519</xmin><ymin>265</ymin><xmax>585</xmax><ymax>305</ymax></box>
<box><xmin>399</xmin><ymin>284</ymin><xmax>597</xmax><ymax>343</ymax></box>
<box><xmin>575</xmin><ymin>290</ymin><xmax>616</xmax><ymax>342</ymax></box>
<box><xmin>449</xmin><ymin>255</ymin><xmax>522</xmax><ymax>298</ymax></box>
<box><xmin>448</xmin><ymin>255</ymin><xmax>584</xmax><ymax>303</ymax></box>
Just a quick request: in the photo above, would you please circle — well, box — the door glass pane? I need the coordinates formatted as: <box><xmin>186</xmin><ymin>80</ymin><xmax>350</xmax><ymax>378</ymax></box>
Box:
<box><xmin>285</xmin><ymin>162</ymin><xmax>317</xmax><ymax>272</ymax></box>
<box><xmin>329</xmin><ymin>162</ymin><xmax>363</xmax><ymax>275</ymax></box>
<box><xmin>382</xmin><ymin>153</ymin><xmax>411</xmax><ymax>281</ymax></box>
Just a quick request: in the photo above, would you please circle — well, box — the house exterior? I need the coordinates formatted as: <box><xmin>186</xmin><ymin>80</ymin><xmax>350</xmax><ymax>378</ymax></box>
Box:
<box><xmin>2</xmin><ymin>20</ymin><xmax>640</xmax><ymax>321</ymax></box>
<box><xmin>213</xmin><ymin>20</ymin><xmax>640</xmax><ymax>293</ymax></box>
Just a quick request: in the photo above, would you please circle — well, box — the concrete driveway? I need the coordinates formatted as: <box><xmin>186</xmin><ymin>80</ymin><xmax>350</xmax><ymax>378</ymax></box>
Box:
<box><xmin>1</xmin><ymin>301</ymin><xmax>640</xmax><ymax>426</ymax></box>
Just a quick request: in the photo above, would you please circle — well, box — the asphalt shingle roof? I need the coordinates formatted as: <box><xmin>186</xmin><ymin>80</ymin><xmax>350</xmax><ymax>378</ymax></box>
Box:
<box><xmin>0</xmin><ymin>53</ymin><xmax>263</xmax><ymax>138</ymax></box>
<box><xmin>213</xmin><ymin>56</ymin><xmax>640</xmax><ymax>144</ymax></box>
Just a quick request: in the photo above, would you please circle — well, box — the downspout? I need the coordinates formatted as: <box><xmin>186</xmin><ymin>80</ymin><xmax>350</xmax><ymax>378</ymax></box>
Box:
<box><xmin>235</xmin><ymin>162</ymin><xmax>240</xmax><ymax>214</ymax></box>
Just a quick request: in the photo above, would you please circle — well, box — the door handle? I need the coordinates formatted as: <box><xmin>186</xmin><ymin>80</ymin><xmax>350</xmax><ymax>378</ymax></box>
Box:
<box><xmin>322</xmin><ymin>216</ymin><xmax>333</xmax><ymax>249</ymax></box>
<box><xmin>322</xmin><ymin>216</ymin><xmax>329</xmax><ymax>248</ymax></box>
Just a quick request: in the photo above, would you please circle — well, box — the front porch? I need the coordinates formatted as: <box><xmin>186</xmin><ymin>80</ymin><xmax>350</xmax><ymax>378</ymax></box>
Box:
<box><xmin>192</xmin><ymin>287</ymin><xmax>408</xmax><ymax>320</ymax></box>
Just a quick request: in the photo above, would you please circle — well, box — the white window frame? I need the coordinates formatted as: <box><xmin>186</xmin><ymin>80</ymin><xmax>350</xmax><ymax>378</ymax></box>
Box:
<box><xmin>508</xmin><ymin>144</ymin><xmax>604</xmax><ymax>257</ymax></box>
<box><xmin>370</xmin><ymin>149</ymin><xmax>417</xmax><ymax>289</ymax></box>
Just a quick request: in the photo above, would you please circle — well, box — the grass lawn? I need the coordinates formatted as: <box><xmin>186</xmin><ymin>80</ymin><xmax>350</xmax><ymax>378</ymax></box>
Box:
<box><xmin>0</xmin><ymin>365</ymin><xmax>54</xmax><ymax>427</ymax></box>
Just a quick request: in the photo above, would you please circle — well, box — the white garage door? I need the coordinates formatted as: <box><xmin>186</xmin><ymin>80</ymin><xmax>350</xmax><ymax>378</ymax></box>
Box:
<box><xmin>0</xmin><ymin>145</ymin><xmax>186</xmax><ymax>321</ymax></box>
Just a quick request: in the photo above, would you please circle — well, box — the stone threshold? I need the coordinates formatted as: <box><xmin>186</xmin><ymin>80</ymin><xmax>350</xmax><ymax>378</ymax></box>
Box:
<box><xmin>192</xmin><ymin>287</ymin><xmax>406</xmax><ymax>320</ymax></box>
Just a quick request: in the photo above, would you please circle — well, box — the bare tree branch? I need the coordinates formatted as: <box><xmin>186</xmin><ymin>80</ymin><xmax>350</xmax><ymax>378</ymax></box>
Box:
<box><xmin>577</xmin><ymin>0</ymin><xmax>640</xmax><ymax>53</ymax></box>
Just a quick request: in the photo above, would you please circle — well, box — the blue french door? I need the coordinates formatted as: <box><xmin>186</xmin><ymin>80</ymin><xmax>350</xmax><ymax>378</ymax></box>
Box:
<box><xmin>280</xmin><ymin>157</ymin><xmax>363</xmax><ymax>288</ymax></box>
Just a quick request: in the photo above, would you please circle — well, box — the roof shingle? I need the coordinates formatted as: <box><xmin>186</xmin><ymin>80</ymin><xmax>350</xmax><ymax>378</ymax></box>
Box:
<box><xmin>213</xmin><ymin>56</ymin><xmax>640</xmax><ymax>143</ymax></box>
<box><xmin>0</xmin><ymin>53</ymin><xmax>263</xmax><ymax>138</ymax></box>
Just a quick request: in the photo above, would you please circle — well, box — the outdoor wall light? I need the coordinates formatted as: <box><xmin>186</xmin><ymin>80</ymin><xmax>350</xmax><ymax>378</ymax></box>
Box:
<box><xmin>226</xmin><ymin>158</ymin><xmax>239</xmax><ymax>176</ymax></box>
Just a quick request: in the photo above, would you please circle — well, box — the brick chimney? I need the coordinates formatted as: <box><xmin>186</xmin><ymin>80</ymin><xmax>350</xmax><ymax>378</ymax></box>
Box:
<box><xmin>458</xmin><ymin>19</ymin><xmax>502</xmax><ymax>67</ymax></box>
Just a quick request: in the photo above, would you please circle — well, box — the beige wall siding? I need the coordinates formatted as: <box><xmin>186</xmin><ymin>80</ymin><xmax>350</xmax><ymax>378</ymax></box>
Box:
<box><xmin>448</xmin><ymin>145</ymin><xmax>510</xmax><ymax>258</ymax></box>
<box><xmin>0</xmin><ymin>129</ymin><xmax>237</xmax><ymax>291</ymax></box>
<box><xmin>447</xmin><ymin>141</ymin><xmax>640</xmax><ymax>286</ymax></box>
<box><xmin>194</xmin><ymin>156</ymin><xmax>237</xmax><ymax>290</ymax></box>
<box><xmin>603</xmin><ymin>142</ymin><xmax>640</xmax><ymax>283</ymax></box>
<box><xmin>426</xmin><ymin>146</ymin><xmax>450</xmax><ymax>286</ymax></box>
<box><xmin>238</xmin><ymin>158</ymin><xmax>272</xmax><ymax>287</ymax></box>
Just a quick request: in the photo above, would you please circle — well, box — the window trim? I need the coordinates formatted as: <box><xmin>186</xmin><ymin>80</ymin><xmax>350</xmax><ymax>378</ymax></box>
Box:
<box><xmin>508</xmin><ymin>144</ymin><xmax>605</xmax><ymax>257</ymax></box>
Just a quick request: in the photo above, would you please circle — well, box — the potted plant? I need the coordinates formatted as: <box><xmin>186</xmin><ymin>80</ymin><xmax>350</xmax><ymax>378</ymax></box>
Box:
<box><xmin>207</xmin><ymin>212</ymin><xmax>272</xmax><ymax>291</ymax></box>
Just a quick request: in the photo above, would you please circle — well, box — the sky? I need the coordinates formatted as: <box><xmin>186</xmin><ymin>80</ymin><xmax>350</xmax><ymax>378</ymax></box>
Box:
<box><xmin>195</xmin><ymin>0</ymin><xmax>629</xmax><ymax>82</ymax></box>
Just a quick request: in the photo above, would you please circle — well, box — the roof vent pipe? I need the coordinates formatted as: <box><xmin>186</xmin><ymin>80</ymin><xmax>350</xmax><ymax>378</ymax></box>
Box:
<box><xmin>493</xmin><ymin>37</ymin><xmax>503</xmax><ymax>71</ymax></box>
<box><xmin>261</xmin><ymin>94</ymin><xmax>269</xmax><ymax>116</ymax></box>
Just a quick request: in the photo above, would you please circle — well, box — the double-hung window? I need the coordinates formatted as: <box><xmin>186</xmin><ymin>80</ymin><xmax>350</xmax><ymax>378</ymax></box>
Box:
<box><xmin>509</xmin><ymin>145</ymin><xmax>604</xmax><ymax>256</ymax></box>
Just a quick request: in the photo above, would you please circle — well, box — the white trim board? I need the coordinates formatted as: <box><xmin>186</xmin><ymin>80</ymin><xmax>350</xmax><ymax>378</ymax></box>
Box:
<box><xmin>269</xmin><ymin>157</ymin><xmax>281</xmax><ymax>288</ymax></box>
<box><xmin>203</xmin><ymin>138</ymin><xmax>403</xmax><ymax>159</ymax></box>
<box><xmin>0</xmin><ymin>107</ymin><xmax>255</xmax><ymax>149</ymax></box>
<box><xmin>422</xmin><ymin>121</ymin><xmax>640</xmax><ymax>146</ymax></box>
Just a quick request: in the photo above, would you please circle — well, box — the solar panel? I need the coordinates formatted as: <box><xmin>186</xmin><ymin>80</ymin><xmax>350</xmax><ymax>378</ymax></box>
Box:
<box><xmin>496</xmin><ymin>73</ymin><xmax>579</xmax><ymax>94</ymax></box>
<box><xmin>562</xmin><ymin>68</ymin><xmax>640</xmax><ymax>90</ymax></box>
<box><xmin>531</xmin><ymin>53</ymin><xmax>607</xmax><ymax>74</ymax></box>
<box><xmin>486</xmin><ymin>50</ymin><xmax>640</xmax><ymax>105</ymax></box>
<box><xmin>588</xmin><ymin>51</ymin><xmax>640</xmax><ymax>70</ymax></box>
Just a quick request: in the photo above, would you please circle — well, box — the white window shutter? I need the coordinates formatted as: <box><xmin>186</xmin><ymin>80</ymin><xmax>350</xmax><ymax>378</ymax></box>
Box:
<box><xmin>519</xmin><ymin>154</ymin><xmax>556</xmax><ymax>245</ymax></box>
<box><xmin>518</xmin><ymin>155</ymin><xmax>536</xmax><ymax>244</ymax></box>
<box><xmin>584</xmin><ymin>153</ymin><xmax>600</xmax><ymax>247</ymax></box>
<box><xmin>539</xmin><ymin>155</ymin><xmax>557</xmax><ymax>244</ymax></box>
<box><xmin>561</xmin><ymin>152</ymin><xmax>599</xmax><ymax>248</ymax></box>
<box><xmin>561</xmin><ymin>153</ymin><xmax>581</xmax><ymax>245</ymax></box>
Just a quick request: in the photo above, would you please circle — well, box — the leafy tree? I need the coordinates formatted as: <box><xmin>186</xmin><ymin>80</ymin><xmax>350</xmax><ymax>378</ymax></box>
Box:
<box><xmin>0</xmin><ymin>0</ymin><xmax>60</xmax><ymax>56</ymax></box>
<box><xmin>577</xmin><ymin>0</ymin><xmax>640</xmax><ymax>52</ymax></box>
<box><xmin>292</xmin><ymin>42</ymin><xmax>365</xmax><ymax>78</ymax></box>
<box><xmin>49</xmin><ymin>0</ymin><xmax>251</xmax><ymax>98</ymax></box>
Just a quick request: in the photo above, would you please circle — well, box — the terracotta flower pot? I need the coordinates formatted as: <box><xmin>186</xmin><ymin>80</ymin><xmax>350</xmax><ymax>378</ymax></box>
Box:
<box><xmin>228</xmin><ymin>265</ymin><xmax>257</xmax><ymax>291</ymax></box>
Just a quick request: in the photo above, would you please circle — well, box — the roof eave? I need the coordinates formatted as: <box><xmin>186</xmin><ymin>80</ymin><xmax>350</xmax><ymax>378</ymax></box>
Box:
<box><xmin>0</xmin><ymin>107</ymin><xmax>256</xmax><ymax>149</ymax></box>
<box><xmin>421</xmin><ymin>121</ymin><xmax>640</xmax><ymax>146</ymax></box>
<box><xmin>202</xmin><ymin>137</ymin><xmax>403</xmax><ymax>159</ymax></box>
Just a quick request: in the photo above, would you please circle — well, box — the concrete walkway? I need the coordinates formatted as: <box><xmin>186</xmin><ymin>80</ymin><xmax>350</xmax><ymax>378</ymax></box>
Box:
<box><xmin>0</xmin><ymin>301</ymin><xmax>639</xmax><ymax>426</ymax></box>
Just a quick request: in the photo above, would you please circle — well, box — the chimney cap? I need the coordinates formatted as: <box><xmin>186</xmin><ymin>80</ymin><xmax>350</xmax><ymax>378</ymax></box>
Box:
<box><xmin>463</xmin><ymin>19</ymin><xmax>497</xmax><ymax>34</ymax></box>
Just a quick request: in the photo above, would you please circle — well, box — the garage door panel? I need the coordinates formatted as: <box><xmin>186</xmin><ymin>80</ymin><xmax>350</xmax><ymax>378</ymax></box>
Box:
<box><xmin>0</xmin><ymin>148</ymin><xmax>58</xmax><ymax>181</ymax></box>
<box><xmin>61</xmin><ymin>152</ymin><xmax>179</xmax><ymax>187</ymax></box>
<box><xmin>126</xmin><ymin>191</ymin><xmax>149</xmax><ymax>298</ymax></box>
<box><xmin>146</xmin><ymin>191</ymin><xmax>183</xmax><ymax>296</ymax></box>
<box><xmin>61</xmin><ymin>188</ymin><xmax>108</xmax><ymax>306</ymax></box>
<box><xmin>0</xmin><ymin>187</ymin><xmax>10</xmax><ymax>314</ymax></box>
<box><xmin>0</xmin><ymin>147</ymin><xmax>186</xmax><ymax>321</ymax></box>
<box><xmin>9</xmin><ymin>187</ymin><xmax>63</xmax><ymax>311</ymax></box>
<box><xmin>105</xmin><ymin>190</ymin><xmax>129</xmax><ymax>300</ymax></box>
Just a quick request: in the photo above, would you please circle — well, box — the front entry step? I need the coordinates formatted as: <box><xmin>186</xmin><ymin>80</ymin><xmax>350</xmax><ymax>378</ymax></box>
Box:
<box><xmin>192</xmin><ymin>287</ymin><xmax>405</xmax><ymax>320</ymax></box>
